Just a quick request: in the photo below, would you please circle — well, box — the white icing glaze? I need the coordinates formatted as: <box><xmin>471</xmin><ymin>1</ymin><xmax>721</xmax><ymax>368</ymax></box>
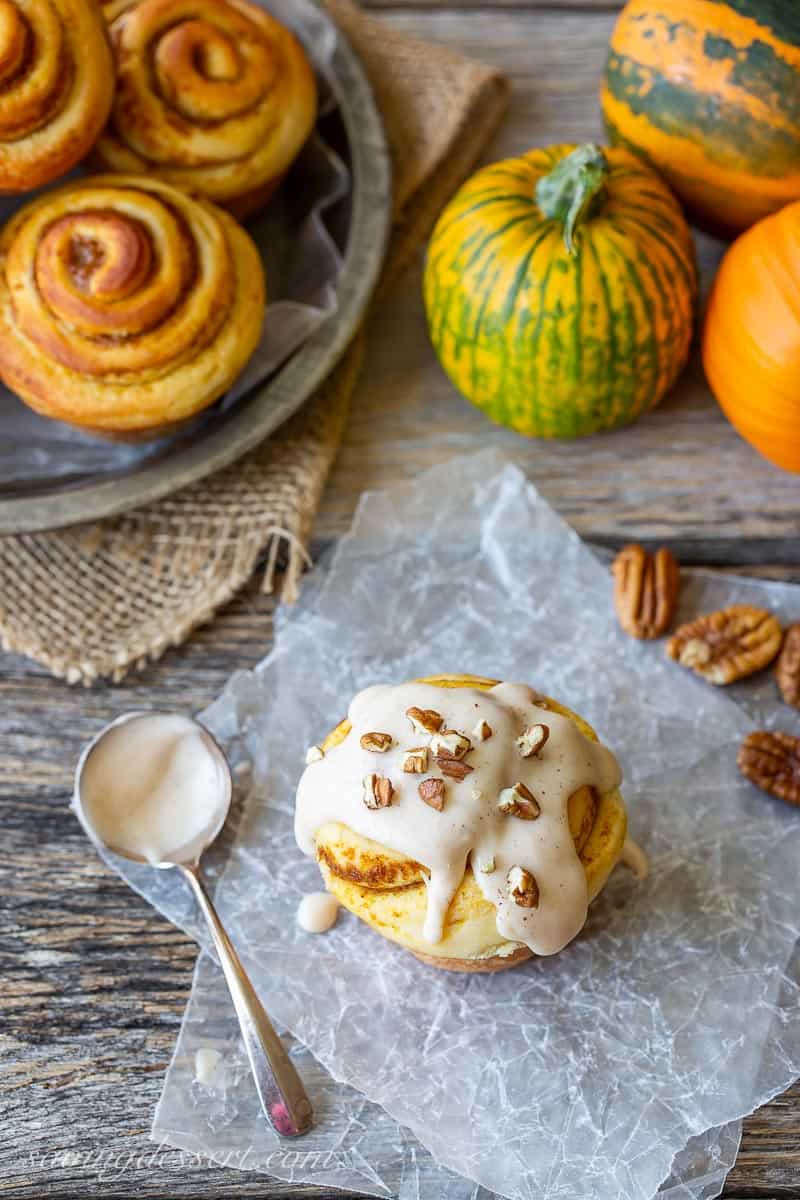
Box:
<box><xmin>620</xmin><ymin>836</ymin><xmax>649</xmax><ymax>880</ymax></box>
<box><xmin>295</xmin><ymin>683</ymin><xmax>622</xmax><ymax>957</ymax></box>
<box><xmin>76</xmin><ymin>714</ymin><xmax>228</xmax><ymax>865</ymax></box>
<box><xmin>194</xmin><ymin>1047</ymin><xmax>222</xmax><ymax>1086</ymax></box>
<box><xmin>297</xmin><ymin>891</ymin><xmax>340</xmax><ymax>933</ymax></box>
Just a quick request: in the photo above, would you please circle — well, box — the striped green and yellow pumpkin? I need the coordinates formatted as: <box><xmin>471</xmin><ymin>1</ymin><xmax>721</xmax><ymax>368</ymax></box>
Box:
<box><xmin>423</xmin><ymin>143</ymin><xmax>697</xmax><ymax>439</ymax></box>
<box><xmin>601</xmin><ymin>0</ymin><xmax>800</xmax><ymax>237</ymax></box>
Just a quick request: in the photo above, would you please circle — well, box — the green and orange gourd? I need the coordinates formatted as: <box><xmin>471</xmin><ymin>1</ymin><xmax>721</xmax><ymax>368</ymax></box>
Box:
<box><xmin>423</xmin><ymin>143</ymin><xmax>697</xmax><ymax>439</ymax></box>
<box><xmin>601</xmin><ymin>0</ymin><xmax>800</xmax><ymax>238</ymax></box>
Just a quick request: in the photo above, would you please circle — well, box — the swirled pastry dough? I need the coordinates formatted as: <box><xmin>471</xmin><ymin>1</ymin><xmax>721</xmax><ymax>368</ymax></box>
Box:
<box><xmin>0</xmin><ymin>0</ymin><xmax>114</xmax><ymax>190</ymax></box>
<box><xmin>95</xmin><ymin>0</ymin><xmax>317</xmax><ymax>214</ymax></box>
<box><xmin>0</xmin><ymin>174</ymin><xmax>266</xmax><ymax>436</ymax></box>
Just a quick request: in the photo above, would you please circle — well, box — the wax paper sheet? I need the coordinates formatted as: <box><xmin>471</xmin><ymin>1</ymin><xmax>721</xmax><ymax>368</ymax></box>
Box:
<box><xmin>97</xmin><ymin>451</ymin><xmax>800</xmax><ymax>1200</ymax></box>
<box><xmin>0</xmin><ymin>0</ymin><xmax>347</xmax><ymax>490</ymax></box>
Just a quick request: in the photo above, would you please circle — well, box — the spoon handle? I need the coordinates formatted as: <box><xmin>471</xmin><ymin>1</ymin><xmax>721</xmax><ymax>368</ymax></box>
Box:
<box><xmin>180</xmin><ymin>863</ymin><xmax>313</xmax><ymax>1137</ymax></box>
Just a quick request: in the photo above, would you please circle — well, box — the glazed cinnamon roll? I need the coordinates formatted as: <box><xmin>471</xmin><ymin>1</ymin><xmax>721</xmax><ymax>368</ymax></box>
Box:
<box><xmin>0</xmin><ymin>175</ymin><xmax>266</xmax><ymax>437</ymax></box>
<box><xmin>94</xmin><ymin>0</ymin><xmax>317</xmax><ymax>216</ymax></box>
<box><xmin>0</xmin><ymin>0</ymin><xmax>114</xmax><ymax>191</ymax></box>
<box><xmin>296</xmin><ymin>675</ymin><xmax>640</xmax><ymax>973</ymax></box>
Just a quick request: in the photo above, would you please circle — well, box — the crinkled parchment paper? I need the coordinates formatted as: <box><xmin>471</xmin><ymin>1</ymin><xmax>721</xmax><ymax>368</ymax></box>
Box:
<box><xmin>0</xmin><ymin>0</ymin><xmax>346</xmax><ymax>489</ymax></box>
<box><xmin>102</xmin><ymin>451</ymin><xmax>800</xmax><ymax>1200</ymax></box>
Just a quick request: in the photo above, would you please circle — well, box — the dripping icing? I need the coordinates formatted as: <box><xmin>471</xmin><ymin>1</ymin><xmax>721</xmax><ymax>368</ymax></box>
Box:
<box><xmin>294</xmin><ymin>682</ymin><xmax>622</xmax><ymax>957</ymax></box>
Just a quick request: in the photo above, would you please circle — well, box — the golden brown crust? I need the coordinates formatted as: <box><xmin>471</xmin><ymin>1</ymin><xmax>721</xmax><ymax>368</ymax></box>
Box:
<box><xmin>0</xmin><ymin>174</ymin><xmax>266</xmax><ymax>437</ymax></box>
<box><xmin>317</xmin><ymin>837</ymin><xmax>426</xmax><ymax>889</ymax></box>
<box><xmin>410</xmin><ymin>945</ymin><xmax>533</xmax><ymax>974</ymax></box>
<box><xmin>0</xmin><ymin>0</ymin><xmax>114</xmax><ymax>191</ymax></box>
<box><xmin>94</xmin><ymin>0</ymin><xmax>317</xmax><ymax>211</ymax></box>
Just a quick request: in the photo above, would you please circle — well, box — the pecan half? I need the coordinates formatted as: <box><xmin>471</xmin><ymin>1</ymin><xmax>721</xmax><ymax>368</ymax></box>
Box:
<box><xmin>419</xmin><ymin>777</ymin><xmax>446</xmax><ymax>810</ymax></box>
<box><xmin>360</xmin><ymin>731</ymin><xmax>393</xmax><ymax>752</ymax></box>
<box><xmin>612</xmin><ymin>543</ymin><xmax>680</xmax><ymax>640</ymax></box>
<box><xmin>362</xmin><ymin>773</ymin><xmax>394</xmax><ymax>810</ymax></box>
<box><xmin>776</xmin><ymin>623</ymin><xmax>800</xmax><ymax>708</ymax></box>
<box><xmin>666</xmin><ymin>605</ymin><xmax>782</xmax><ymax>685</ymax></box>
<box><xmin>737</xmin><ymin>730</ymin><xmax>800</xmax><ymax>807</ymax></box>
<box><xmin>507</xmin><ymin>866</ymin><xmax>539</xmax><ymax>908</ymax></box>
<box><xmin>406</xmin><ymin>706</ymin><xmax>444</xmax><ymax>735</ymax></box>
<box><xmin>436</xmin><ymin>755</ymin><xmax>474</xmax><ymax>780</ymax></box>
<box><xmin>497</xmin><ymin>781</ymin><xmax>541</xmax><ymax>820</ymax></box>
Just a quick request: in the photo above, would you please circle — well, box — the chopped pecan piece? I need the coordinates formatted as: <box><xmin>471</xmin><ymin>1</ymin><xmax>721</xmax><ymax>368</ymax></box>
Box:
<box><xmin>776</xmin><ymin>623</ymin><xmax>800</xmax><ymax>708</ymax></box>
<box><xmin>507</xmin><ymin>866</ymin><xmax>539</xmax><ymax>908</ymax></box>
<box><xmin>737</xmin><ymin>730</ymin><xmax>800</xmax><ymax>807</ymax></box>
<box><xmin>436</xmin><ymin>755</ymin><xmax>474</xmax><ymax>780</ymax></box>
<box><xmin>418</xmin><ymin>777</ymin><xmax>446</xmax><ymax>810</ymax></box>
<box><xmin>612</xmin><ymin>543</ymin><xmax>680</xmax><ymax>640</ymax></box>
<box><xmin>497</xmin><ymin>782</ymin><xmax>541</xmax><ymax>820</ymax></box>
<box><xmin>430</xmin><ymin>729</ymin><xmax>471</xmax><ymax>760</ymax></box>
<box><xmin>360</xmin><ymin>731</ymin><xmax>393</xmax><ymax>752</ymax></box>
<box><xmin>472</xmin><ymin>719</ymin><xmax>492</xmax><ymax>742</ymax></box>
<box><xmin>666</xmin><ymin>605</ymin><xmax>782</xmax><ymax>685</ymax></box>
<box><xmin>362</xmin><ymin>773</ymin><xmax>394</xmax><ymax>810</ymax></box>
<box><xmin>516</xmin><ymin>723</ymin><xmax>549</xmax><ymax>758</ymax></box>
<box><xmin>402</xmin><ymin>746</ymin><xmax>429</xmax><ymax>773</ymax></box>
<box><xmin>406</xmin><ymin>706</ymin><xmax>444</xmax><ymax>735</ymax></box>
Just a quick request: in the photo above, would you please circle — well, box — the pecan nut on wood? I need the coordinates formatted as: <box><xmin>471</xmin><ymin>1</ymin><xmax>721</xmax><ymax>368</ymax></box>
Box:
<box><xmin>737</xmin><ymin>730</ymin><xmax>800</xmax><ymax>808</ymax></box>
<box><xmin>612</xmin><ymin>543</ymin><xmax>679</xmax><ymax>640</ymax></box>
<box><xmin>775</xmin><ymin>622</ymin><xmax>800</xmax><ymax>708</ymax></box>
<box><xmin>665</xmin><ymin>605</ymin><xmax>782</xmax><ymax>685</ymax></box>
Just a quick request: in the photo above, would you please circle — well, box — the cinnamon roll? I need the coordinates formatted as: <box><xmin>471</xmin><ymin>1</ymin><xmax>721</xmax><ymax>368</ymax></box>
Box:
<box><xmin>94</xmin><ymin>0</ymin><xmax>317</xmax><ymax>216</ymax></box>
<box><xmin>0</xmin><ymin>0</ymin><xmax>114</xmax><ymax>191</ymax></box>
<box><xmin>0</xmin><ymin>174</ymin><xmax>266</xmax><ymax>437</ymax></box>
<box><xmin>296</xmin><ymin>675</ymin><xmax>639</xmax><ymax>973</ymax></box>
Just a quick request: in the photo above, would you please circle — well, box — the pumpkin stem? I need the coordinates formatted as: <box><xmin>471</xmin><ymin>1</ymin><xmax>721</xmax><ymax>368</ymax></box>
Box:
<box><xmin>535</xmin><ymin>143</ymin><xmax>609</xmax><ymax>255</ymax></box>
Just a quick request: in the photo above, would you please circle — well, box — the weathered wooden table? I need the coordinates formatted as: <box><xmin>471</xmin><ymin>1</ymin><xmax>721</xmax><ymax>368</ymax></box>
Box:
<box><xmin>3</xmin><ymin>0</ymin><xmax>799</xmax><ymax>1196</ymax></box>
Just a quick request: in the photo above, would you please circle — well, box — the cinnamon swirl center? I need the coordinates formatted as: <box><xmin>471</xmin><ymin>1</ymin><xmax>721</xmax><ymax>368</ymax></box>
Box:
<box><xmin>153</xmin><ymin>15</ymin><xmax>276</xmax><ymax>123</ymax></box>
<box><xmin>34</xmin><ymin>209</ymin><xmax>187</xmax><ymax>340</ymax></box>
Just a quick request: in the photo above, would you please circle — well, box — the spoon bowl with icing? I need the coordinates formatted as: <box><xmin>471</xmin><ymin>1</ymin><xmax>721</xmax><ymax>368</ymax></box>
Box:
<box><xmin>74</xmin><ymin>710</ymin><xmax>313</xmax><ymax>1137</ymax></box>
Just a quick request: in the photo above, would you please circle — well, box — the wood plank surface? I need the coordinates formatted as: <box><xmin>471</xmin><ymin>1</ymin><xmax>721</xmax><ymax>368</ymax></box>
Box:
<box><xmin>2</xmin><ymin>2</ymin><xmax>800</xmax><ymax>1198</ymax></box>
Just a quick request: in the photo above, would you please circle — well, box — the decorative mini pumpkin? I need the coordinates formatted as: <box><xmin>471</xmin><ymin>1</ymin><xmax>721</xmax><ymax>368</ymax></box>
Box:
<box><xmin>423</xmin><ymin>143</ymin><xmax>696</xmax><ymax>439</ymax></box>
<box><xmin>702</xmin><ymin>200</ymin><xmax>800</xmax><ymax>474</ymax></box>
<box><xmin>601</xmin><ymin>0</ymin><xmax>800</xmax><ymax>238</ymax></box>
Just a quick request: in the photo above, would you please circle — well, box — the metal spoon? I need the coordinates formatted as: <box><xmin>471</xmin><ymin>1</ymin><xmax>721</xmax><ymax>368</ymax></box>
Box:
<box><xmin>73</xmin><ymin>710</ymin><xmax>313</xmax><ymax>1138</ymax></box>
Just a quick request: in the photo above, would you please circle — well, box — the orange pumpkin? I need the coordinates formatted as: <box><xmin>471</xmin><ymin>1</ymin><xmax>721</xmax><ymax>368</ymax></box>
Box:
<box><xmin>702</xmin><ymin>200</ymin><xmax>800</xmax><ymax>473</ymax></box>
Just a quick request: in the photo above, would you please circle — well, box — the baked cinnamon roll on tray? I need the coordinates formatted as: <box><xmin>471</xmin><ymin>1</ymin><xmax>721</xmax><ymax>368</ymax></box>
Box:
<box><xmin>0</xmin><ymin>0</ymin><xmax>388</xmax><ymax>525</ymax></box>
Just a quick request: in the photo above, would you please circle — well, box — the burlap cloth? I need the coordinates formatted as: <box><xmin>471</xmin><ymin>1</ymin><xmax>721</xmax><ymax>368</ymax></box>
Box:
<box><xmin>0</xmin><ymin>0</ymin><xmax>508</xmax><ymax>684</ymax></box>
